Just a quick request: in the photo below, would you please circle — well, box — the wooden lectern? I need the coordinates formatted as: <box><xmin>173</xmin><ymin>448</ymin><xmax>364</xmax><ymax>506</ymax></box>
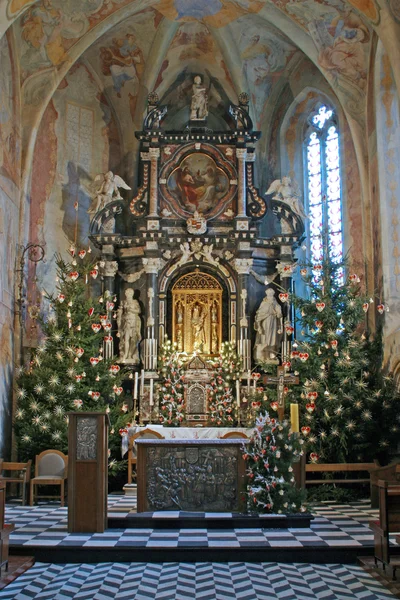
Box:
<box><xmin>68</xmin><ymin>412</ymin><xmax>109</xmax><ymax>533</ymax></box>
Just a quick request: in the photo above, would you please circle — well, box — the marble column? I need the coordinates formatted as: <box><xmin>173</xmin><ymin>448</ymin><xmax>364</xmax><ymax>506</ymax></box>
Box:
<box><xmin>100</xmin><ymin>259</ymin><xmax>118</xmax><ymax>360</ymax></box>
<box><xmin>148</xmin><ymin>147</ymin><xmax>160</xmax><ymax>219</ymax></box>
<box><xmin>234</xmin><ymin>258</ymin><xmax>253</xmax><ymax>371</ymax></box>
<box><xmin>236</xmin><ymin>148</ymin><xmax>247</xmax><ymax>220</ymax></box>
<box><xmin>142</xmin><ymin>257</ymin><xmax>164</xmax><ymax>371</ymax></box>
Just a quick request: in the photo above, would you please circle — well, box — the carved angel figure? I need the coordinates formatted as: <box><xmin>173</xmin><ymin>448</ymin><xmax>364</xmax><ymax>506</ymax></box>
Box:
<box><xmin>266</xmin><ymin>176</ymin><xmax>308</xmax><ymax>220</ymax></box>
<box><xmin>176</xmin><ymin>242</ymin><xmax>192</xmax><ymax>268</ymax></box>
<box><xmin>89</xmin><ymin>171</ymin><xmax>131</xmax><ymax>214</ymax></box>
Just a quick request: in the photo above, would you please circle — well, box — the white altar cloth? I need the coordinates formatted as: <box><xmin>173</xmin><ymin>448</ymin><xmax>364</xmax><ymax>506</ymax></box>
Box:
<box><xmin>127</xmin><ymin>426</ymin><xmax>253</xmax><ymax>440</ymax></box>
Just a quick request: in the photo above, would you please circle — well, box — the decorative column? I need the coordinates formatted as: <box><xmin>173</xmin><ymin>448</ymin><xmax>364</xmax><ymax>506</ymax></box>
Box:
<box><xmin>142</xmin><ymin>257</ymin><xmax>164</xmax><ymax>372</ymax></box>
<box><xmin>100</xmin><ymin>259</ymin><xmax>118</xmax><ymax>360</ymax></box>
<box><xmin>148</xmin><ymin>147</ymin><xmax>160</xmax><ymax>221</ymax></box>
<box><xmin>235</xmin><ymin>148</ymin><xmax>248</xmax><ymax>230</ymax></box>
<box><xmin>277</xmin><ymin>252</ymin><xmax>295</xmax><ymax>363</ymax></box>
<box><xmin>234</xmin><ymin>258</ymin><xmax>253</xmax><ymax>372</ymax></box>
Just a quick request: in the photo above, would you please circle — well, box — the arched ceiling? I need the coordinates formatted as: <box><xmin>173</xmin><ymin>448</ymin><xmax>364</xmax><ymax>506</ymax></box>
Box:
<box><xmin>2</xmin><ymin>0</ymin><xmax>400</xmax><ymax>187</ymax></box>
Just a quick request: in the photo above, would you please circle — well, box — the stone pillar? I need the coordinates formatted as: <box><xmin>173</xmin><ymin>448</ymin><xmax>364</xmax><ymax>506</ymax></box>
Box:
<box><xmin>100</xmin><ymin>259</ymin><xmax>118</xmax><ymax>360</ymax></box>
<box><xmin>142</xmin><ymin>257</ymin><xmax>164</xmax><ymax>372</ymax></box>
<box><xmin>148</xmin><ymin>147</ymin><xmax>160</xmax><ymax>219</ymax></box>
<box><xmin>234</xmin><ymin>258</ymin><xmax>253</xmax><ymax>372</ymax></box>
<box><xmin>236</xmin><ymin>148</ymin><xmax>247</xmax><ymax>219</ymax></box>
<box><xmin>277</xmin><ymin>250</ymin><xmax>295</xmax><ymax>363</ymax></box>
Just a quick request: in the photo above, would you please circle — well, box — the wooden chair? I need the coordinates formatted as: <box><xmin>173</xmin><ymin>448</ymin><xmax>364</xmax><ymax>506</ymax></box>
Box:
<box><xmin>369</xmin><ymin>478</ymin><xmax>400</xmax><ymax>579</ymax></box>
<box><xmin>127</xmin><ymin>429</ymin><xmax>164</xmax><ymax>484</ymax></box>
<box><xmin>0</xmin><ymin>459</ymin><xmax>32</xmax><ymax>505</ymax></box>
<box><xmin>220</xmin><ymin>431</ymin><xmax>248</xmax><ymax>439</ymax></box>
<box><xmin>30</xmin><ymin>450</ymin><xmax>68</xmax><ymax>506</ymax></box>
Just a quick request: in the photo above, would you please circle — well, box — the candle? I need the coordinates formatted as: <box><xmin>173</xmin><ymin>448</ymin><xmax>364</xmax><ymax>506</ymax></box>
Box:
<box><xmin>133</xmin><ymin>372</ymin><xmax>138</xmax><ymax>400</ymax></box>
<box><xmin>149</xmin><ymin>378</ymin><xmax>154</xmax><ymax>406</ymax></box>
<box><xmin>236</xmin><ymin>380</ymin><xmax>240</xmax><ymax>408</ymax></box>
<box><xmin>290</xmin><ymin>403</ymin><xmax>299</xmax><ymax>433</ymax></box>
<box><xmin>140</xmin><ymin>369</ymin><xmax>145</xmax><ymax>396</ymax></box>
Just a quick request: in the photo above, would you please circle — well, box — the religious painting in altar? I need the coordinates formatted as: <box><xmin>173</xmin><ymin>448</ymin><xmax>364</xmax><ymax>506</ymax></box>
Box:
<box><xmin>160</xmin><ymin>144</ymin><xmax>237</xmax><ymax>219</ymax></box>
<box><xmin>172</xmin><ymin>270</ymin><xmax>222</xmax><ymax>356</ymax></box>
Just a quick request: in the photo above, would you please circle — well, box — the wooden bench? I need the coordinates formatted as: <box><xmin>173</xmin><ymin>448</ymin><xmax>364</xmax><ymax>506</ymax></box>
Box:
<box><xmin>0</xmin><ymin>480</ymin><xmax>15</xmax><ymax>576</ymax></box>
<box><xmin>303</xmin><ymin>462</ymin><xmax>377</xmax><ymax>490</ymax></box>
<box><xmin>370</xmin><ymin>462</ymin><xmax>400</xmax><ymax>508</ymax></box>
<box><xmin>369</xmin><ymin>479</ymin><xmax>400</xmax><ymax>579</ymax></box>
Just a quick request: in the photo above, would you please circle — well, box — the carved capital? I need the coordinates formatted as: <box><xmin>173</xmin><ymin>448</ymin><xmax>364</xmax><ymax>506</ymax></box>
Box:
<box><xmin>236</xmin><ymin>148</ymin><xmax>247</xmax><ymax>160</ymax></box>
<box><xmin>140</xmin><ymin>152</ymin><xmax>151</xmax><ymax>161</ymax></box>
<box><xmin>101</xmin><ymin>260</ymin><xmax>118</xmax><ymax>278</ymax></box>
<box><xmin>142</xmin><ymin>257</ymin><xmax>164</xmax><ymax>274</ymax></box>
<box><xmin>234</xmin><ymin>258</ymin><xmax>253</xmax><ymax>275</ymax></box>
<box><xmin>149</xmin><ymin>147</ymin><xmax>160</xmax><ymax>160</ymax></box>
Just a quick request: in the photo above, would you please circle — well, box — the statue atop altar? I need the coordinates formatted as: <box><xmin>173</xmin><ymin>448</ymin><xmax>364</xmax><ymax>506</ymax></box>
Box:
<box><xmin>88</xmin><ymin>75</ymin><xmax>306</xmax><ymax>422</ymax></box>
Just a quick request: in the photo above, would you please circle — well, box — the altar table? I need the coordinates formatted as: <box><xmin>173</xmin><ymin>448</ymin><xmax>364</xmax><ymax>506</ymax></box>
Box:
<box><xmin>127</xmin><ymin>425</ymin><xmax>253</xmax><ymax>440</ymax></box>
<box><xmin>136</xmin><ymin>438</ymin><xmax>248</xmax><ymax>513</ymax></box>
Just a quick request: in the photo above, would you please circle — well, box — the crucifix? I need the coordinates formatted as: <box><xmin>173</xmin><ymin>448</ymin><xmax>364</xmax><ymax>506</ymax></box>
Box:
<box><xmin>263</xmin><ymin>366</ymin><xmax>299</xmax><ymax>421</ymax></box>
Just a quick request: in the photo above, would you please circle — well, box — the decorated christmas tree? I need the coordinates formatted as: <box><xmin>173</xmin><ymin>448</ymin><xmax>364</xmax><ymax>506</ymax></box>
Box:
<box><xmin>291</xmin><ymin>254</ymin><xmax>399</xmax><ymax>464</ymax></box>
<box><xmin>208</xmin><ymin>342</ymin><xmax>242</xmax><ymax>426</ymax></box>
<box><xmin>157</xmin><ymin>338</ymin><xmax>185</xmax><ymax>426</ymax></box>
<box><xmin>244</xmin><ymin>412</ymin><xmax>306</xmax><ymax>513</ymax></box>
<box><xmin>14</xmin><ymin>252</ymin><xmax>132</xmax><ymax>473</ymax></box>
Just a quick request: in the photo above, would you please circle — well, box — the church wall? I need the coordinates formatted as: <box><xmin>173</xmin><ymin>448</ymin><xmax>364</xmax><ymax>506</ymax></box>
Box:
<box><xmin>0</xmin><ymin>30</ymin><xmax>21</xmax><ymax>458</ymax></box>
<box><xmin>374</xmin><ymin>42</ymin><xmax>400</xmax><ymax>370</ymax></box>
<box><xmin>29</xmin><ymin>62</ymin><xmax>122</xmax><ymax>296</ymax></box>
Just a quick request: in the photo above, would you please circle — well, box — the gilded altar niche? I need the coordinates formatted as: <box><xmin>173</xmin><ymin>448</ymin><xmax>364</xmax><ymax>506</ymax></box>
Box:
<box><xmin>172</xmin><ymin>270</ymin><xmax>222</xmax><ymax>356</ymax></box>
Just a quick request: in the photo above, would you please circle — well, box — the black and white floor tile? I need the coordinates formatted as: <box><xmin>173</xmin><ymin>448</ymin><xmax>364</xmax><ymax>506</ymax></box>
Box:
<box><xmin>4</xmin><ymin>497</ymin><xmax>399</xmax><ymax>550</ymax></box>
<box><xmin>0</xmin><ymin>561</ymin><xmax>395</xmax><ymax>599</ymax></box>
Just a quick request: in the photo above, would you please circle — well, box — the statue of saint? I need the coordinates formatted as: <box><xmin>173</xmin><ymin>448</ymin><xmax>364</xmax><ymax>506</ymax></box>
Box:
<box><xmin>254</xmin><ymin>288</ymin><xmax>283</xmax><ymax>363</ymax></box>
<box><xmin>190</xmin><ymin>76</ymin><xmax>208</xmax><ymax>121</ymax></box>
<box><xmin>117</xmin><ymin>288</ymin><xmax>141</xmax><ymax>363</ymax></box>
<box><xmin>192</xmin><ymin>303</ymin><xmax>207</xmax><ymax>352</ymax></box>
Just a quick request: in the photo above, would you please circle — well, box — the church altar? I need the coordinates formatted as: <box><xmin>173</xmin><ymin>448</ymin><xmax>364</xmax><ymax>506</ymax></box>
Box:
<box><xmin>136</xmin><ymin>438</ymin><xmax>247</xmax><ymax>513</ymax></box>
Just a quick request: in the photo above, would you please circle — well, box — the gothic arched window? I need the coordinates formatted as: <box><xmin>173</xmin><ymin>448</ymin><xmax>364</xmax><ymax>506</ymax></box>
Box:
<box><xmin>305</xmin><ymin>105</ymin><xmax>343</xmax><ymax>267</ymax></box>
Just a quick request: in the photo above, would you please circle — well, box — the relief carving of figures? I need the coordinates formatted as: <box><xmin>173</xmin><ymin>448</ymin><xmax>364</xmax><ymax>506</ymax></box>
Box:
<box><xmin>117</xmin><ymin>288</ymin><xmax>141</xmax><ymax>364</ymax></box>
<box><xmin>190</xmin><ymin>75</ymin><xmax>208</xmax><ymax>120</ymax></box>
<box><xmin>266</xmin><ymin>176</ymin><xmax>307</xmax><ymax>220</ymax></box>
<box><xmin>254</xmin><ymin>288</ymin><xmax>283</xmax><ymax>363</ymax></box>
<box><xmin>89</xmin><ymin>171</ymin><xmax>131</xmax><ymax>214</ymax></box>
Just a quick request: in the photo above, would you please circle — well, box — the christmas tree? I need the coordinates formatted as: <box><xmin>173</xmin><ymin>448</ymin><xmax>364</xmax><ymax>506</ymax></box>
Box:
<box><xmin>14</xmin><ymin>252</ymin><xmax>132</xmax><ymax>474</ymax></box>
<box><xmin>244</xmin><ymin>412</ymin><xmax>306</xmax><ymax>513</ymax></box>
<box><xmin>157</xmin><ymin>338</ymin><xmax>185</xmax><ymax>426</ymax></box>
<box><xmin>290</xmin><ymin>255</ymin><xmax>399</xmax><ymax>464</ymax></box>
<box><xmin>208</xmin><ymin>342</ymin><xmax>242</xmax><ymax>426</ymax></box>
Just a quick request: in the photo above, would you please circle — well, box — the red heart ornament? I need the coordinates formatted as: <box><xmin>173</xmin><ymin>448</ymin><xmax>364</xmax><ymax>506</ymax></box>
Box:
<box><xmin>316</xmin><ymin>302</ymin><xmax>325</xmax><ymax>312</ymax></box>
<box><xmin>377</xmin><ymin>304</ymin><xmax>385</xmax><ymax>314</ymax></box>
<box><xmin>92</xmin><ymin>391</ymin><xmax>100</xmax><ymax>400</ymax></box>
<box><xmin>90</xmin><ymin>357</ymin><xmax>99</xmax><ymax>366</ymax></box>
<box><xmin>109</xmin><ymin>365</ymin><xmax>120</xmax><ymax>374</ymax></box>
<box><xmin>306</xmin><ymin>403</ymin><xmax>316</xmax><ymax>413</ymax></box>
<box><xmin>362</xmin><ymin>303</ymin><xmax>369</xmax><ymax>313</ymax></box>
<box><xmin>69</xmin><ymin>271</ymin><xmax>79</xmax><ymax>281</ymax></box>
<box><xmin>300</xmin><ymin>268</ymin><xmax>307</xmax><ymax>276</ymax></box>
<box><xmin>75</xmin><ymin>375</ymin><xmax>83</xmax><ymax>382</ymax></box>
<box><xmin>330</xmin><ymin>340</ymin><xmax>338</xmax><ymax>348</ymax></box>
<box><xmin>75</xmin><ymin>347</ymin><xmax>84</xmax><ymax>358</ymax></box>
<box><xmin>91</xmin><ymin>323</ymin><xmax>101</xmax><ymax>333</ymax></box>
<box><xmin>88</xmin><ymin>307</ymin><xmax>94</xmax><ymax>317</ymax></box>
<box><xmin>309</xmin><ymin>452</ymin><xmax>320</xmax><ymax>463</ymax></box>
<box><xmin>99</xmin><ymin>315</ymin><xmax>107</xmax><ymax>324</ymax></box>
<box><xmin>90</xmin><ymin>269</ymin><xmax>99</xmax><ymax>279</ymax></box>
<box><xmin>270</xmin><ymin>402</ymin><xmax>278</xmax><ymax>411</ymax></box>
<box><xmin>282</xmin><ymin>361</ymin><xmax>291</xmax><ymax>370</ymax></box>
<box><xmin>57</xmin><ymin>294</ymin><xmax>65</xmax><ymax>303</ymax></box>
<box><xmin>114</xmin><ymin>387</ymin><xmax>123</xmax><ymax>396</ymax></box>
<box><xmin>78</xmin><ymin>250</ymin><xmax>86</xmax><ymax>259</ymax></box>
<box><xmin>103</xmin><ymin>322</ymin><xmax>112</xmax><ymax>331</ymax></box>
<box><xmin>73</xmin><ymin>399</ymin><xmax>82</xmax><ymax>408</ymax></box>
<box><xmin>299</xmin><ymin>352</ymin><xmax>309</xmax><ymax>362</ymax></box>
<box><xmin>279</xmin><ymin>293</ymin><xmax>289</xmax><ymax>303</ymax></box>
<box><xmin>104</xmin><ymin>335</ymin><xmax>113</xmax><ymax>343</ymax></box>
<box><xmin>301</xmin><ymin>426</ymin><xmax>311</xmax><ymax>436</ymax></box>
<box><xmin>315</xmin><ymin>321</ymin><xmax>323</xmax><ymax>329</ymax></box>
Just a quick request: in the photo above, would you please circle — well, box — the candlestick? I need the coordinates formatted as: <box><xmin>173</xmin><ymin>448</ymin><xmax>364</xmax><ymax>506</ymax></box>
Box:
<box><xmin>290</xmin><ymin>403</ymin><xmax>299</xmax><ymax>433</ymax></box>
<box><xmin>149</xmin><ymin>378</ymin><xmax>154</xmax><ymax>406</ymax></box>
<box><xmin>134</xmin><ymin>372</ymin><xmax>138</xmax><ymax>400</ymax></box>
<box><xmin>236</xmin><ymin>379</ymin><xmax>240</xmax><ymax>408</ymax></box>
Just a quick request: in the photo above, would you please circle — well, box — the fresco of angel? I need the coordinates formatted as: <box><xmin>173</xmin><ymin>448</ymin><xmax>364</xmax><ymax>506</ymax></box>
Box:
<box><xmin>266</xmin><ymin>176</ymin><xmax>308</xmax><ymax>220</ymax></box>
<box><xmin>88</xmin><ymin>171</ymin><xmax>131</xmax><ymax>214</ymax></box>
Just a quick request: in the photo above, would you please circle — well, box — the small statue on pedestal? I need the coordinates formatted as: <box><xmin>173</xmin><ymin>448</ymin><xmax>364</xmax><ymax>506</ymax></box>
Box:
<box><xmin>254</xmin><ymin>288</ymin><xmax>283</xmax><ymax>363</ymax></box>
<box><xmin>266</xmin><ymin>176</ymin><xmax>307</xmax><ymax>220</ymax></box>
<box><xmin>117</xmin><ymin>288</ymin><xmax>141</xmax><ymax>364</ymax></box>
<box><xmin>190</xmin><ymin>75</ymin><xmax>208</xmax><ymax>121</ymax></box>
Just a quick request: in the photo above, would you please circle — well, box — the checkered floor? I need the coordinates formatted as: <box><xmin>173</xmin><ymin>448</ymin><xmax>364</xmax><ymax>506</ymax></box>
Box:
<box><xmin>0</xmin><ymin>561</ymin><xmax>395</xmax><ymax>599</ymax></box>
<box><xmin>4</xmin><ymin>496</ymin><xmax>399</xmax><ymax>549</ymax></box>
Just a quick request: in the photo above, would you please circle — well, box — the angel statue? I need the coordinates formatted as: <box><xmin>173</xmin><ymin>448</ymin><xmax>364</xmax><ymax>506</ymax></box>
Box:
<box><xmin>266</xmin><ymin>176</ymin><xmax>308</xmax><ymax>220</ymax></box>
<box><xmin>88</xmin><ymin>171</ymin><xmax>131</xmax><ymax>214</ymax></box>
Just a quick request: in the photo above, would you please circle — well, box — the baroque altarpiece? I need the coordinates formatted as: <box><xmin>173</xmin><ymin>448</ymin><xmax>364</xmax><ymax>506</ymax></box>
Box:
<box><xmin>89</xmin><ymin>90</ymin><xmax>304</xmax><ymax>423</ymax></box>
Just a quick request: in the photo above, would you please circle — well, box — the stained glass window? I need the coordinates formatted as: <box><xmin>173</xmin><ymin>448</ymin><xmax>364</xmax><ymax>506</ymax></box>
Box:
<box><xmin>306</xmin><ymin>105</ymin><xmax>343</xmax><ymax>274</ymax></box>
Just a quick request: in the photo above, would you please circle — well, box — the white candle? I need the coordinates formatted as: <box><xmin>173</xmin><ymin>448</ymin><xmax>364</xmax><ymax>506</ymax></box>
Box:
<box><xmin>133</xmin><ymin>372</ymin><xmax>138</xmax><ymax>400</ymax></box>
<box><xmin>236</xmin><ymin>380</ymin><xmax>240</xmax><ymax>408</ymax></box>
<box><xmin>140</xmin><ymin>369</ymin><xmax>145</xmax><ymax>396</ymax></box>
<box><xmin>149</xmin><ymin>378</ymin><xmax>154</xmax><ymax>406</ymax></box>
